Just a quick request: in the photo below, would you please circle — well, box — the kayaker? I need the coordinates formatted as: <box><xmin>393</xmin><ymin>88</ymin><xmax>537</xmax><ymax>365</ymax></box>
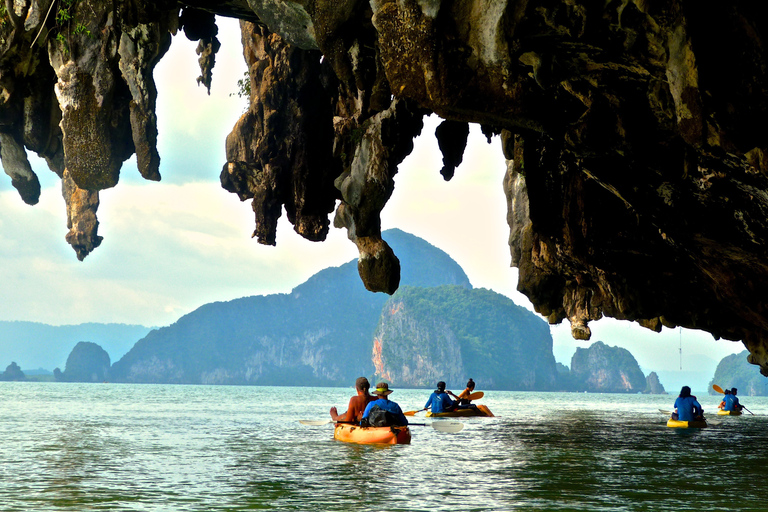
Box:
<box><xmin>718</xmin><ymin>388</ymin><xmax>731</xmax><ymax>410</ymax></box>
<box><xmin>449</xmin><ymin>378</ymin><xmax>477</xmax><ymax>407</ymax></box>
<box><xmin>361</xmin><ymin>382</ymin><xmax>409</xmax><ymax>427</ymax></box>
<box><xmin>724</xmin><ymin>387</ymin><xmax>744</xmax><ymax>412</ymax></box>
<box><xmin>424</xmin><ymin>381</ymin><xmax>457</xmax><ymax>414</ymax></box>
<box><xmin>330</xmin><ymin>376</ymin><xmax>375</xmax><ymax>423</ymax></box>
<box><xmin>672</xmin><ymin>385</ymin><xmax>704</xmax><ymax>421</ymax></box>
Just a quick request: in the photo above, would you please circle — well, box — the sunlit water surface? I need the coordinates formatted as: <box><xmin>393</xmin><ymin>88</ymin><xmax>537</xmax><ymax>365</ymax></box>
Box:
<box><xmin>2</xmin><ymin>383</ymin><xmax>767</xmax><ymax>511</ymax></box>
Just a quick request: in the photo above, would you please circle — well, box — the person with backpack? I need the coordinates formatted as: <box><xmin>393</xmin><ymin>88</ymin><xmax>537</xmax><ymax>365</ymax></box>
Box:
<box><xmin>361</xmin><ymin>382</ymin><xmax>408</xmax><ymax>427</ymax></box>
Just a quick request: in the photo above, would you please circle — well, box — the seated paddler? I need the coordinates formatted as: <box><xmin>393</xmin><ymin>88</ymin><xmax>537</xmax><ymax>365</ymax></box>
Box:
<box><xmin>672</xmin><ymin>385</ymin><xmax>704</xmax><ymax>421</ymax></box>
<box><xmin>361</xmin><ymin>382</ymin><xmax>409</xmax><ymax>427</ymax></box>
<box><xmin>330</xmin><ymin>376</ymin><xmax>375</xmax><ymax>423</ymax></box>
<box><xmin>425</xmin><ymin>381</ymin><xmax>457</xmax><ymax>413</ymax></box>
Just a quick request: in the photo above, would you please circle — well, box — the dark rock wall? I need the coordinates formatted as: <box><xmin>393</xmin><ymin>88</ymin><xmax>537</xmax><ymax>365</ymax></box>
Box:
<box><xmin>2</xmin><ymin>1</ymin><xmax>768</xmax><ymax>373</ymax></box>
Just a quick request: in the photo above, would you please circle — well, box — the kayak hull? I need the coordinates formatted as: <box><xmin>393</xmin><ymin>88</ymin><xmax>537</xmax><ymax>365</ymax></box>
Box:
<box><xmin>667</xmin><ymin>418</ymin><xmax>708</xmax><ymax>428</ymax></box>
<box><xmin>427</xmin><ymin>404</ymin><xmax>494</xmax><ymax>418</ymax></box>
<box><xmin>333</xmin><ymin>423</ymin><xmax>411</xmax><ymax>445</ymax></box>
<box><xmin>717</xmin><ymin>409</ymin><xmax>742</xmax><ymax>416</ymax></box>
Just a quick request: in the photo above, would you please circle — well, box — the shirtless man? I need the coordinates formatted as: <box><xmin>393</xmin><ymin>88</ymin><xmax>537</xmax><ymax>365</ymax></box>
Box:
<box><xmin>330</xmin><ymin>377</ymin><xmax>374</xmax><ymax>423</ymax></box>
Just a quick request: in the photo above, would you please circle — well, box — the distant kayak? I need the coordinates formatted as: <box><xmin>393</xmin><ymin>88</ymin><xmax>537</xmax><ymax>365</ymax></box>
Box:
<box><xmin>717</xmin><ymin>410</ymin><xmax>743</xmax><ymax>416</ymax></box>
<box><xmin>333</xmin><ymin>423</ymin><xmax>411</xmax><ymax>445</ymax></box>
<box><xmin>667</xmin><ymin>418</ymin><xmax>708</xmax><ymax>428</ymax></box>
<box><xmin>427</xmin><ymin>404</ymin><xmax>494</xmax><ymax>418</ymax></box>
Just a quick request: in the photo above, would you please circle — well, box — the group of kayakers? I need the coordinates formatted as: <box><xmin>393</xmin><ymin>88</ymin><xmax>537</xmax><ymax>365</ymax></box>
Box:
<box><xmin>424</xmin><ymin>378</ymin><xmax>478</xmax><ymax>413</ymax></box>
<box><xmin>718</xmin><ymin>387</ymin><xmax>743</xmax><ymax>413</ymax></box>
<box><xmin>672</xmin><ymin>385</ymin><xmax>745</xmax><ymax>421</ymax></box>
<box><xmin>329</xmin><ymin>377</ymin><xmax>480</xmax><ymax>427</ymax></box>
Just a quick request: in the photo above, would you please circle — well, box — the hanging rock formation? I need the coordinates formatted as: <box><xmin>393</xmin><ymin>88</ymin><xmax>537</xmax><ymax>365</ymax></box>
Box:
<box><xmin>2</xmin><ymin>2</ymin><xmax>768</xmax><ymax>374</ymax></box>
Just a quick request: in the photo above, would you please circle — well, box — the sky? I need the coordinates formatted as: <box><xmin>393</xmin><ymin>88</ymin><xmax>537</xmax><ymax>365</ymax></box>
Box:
<box><xmin>0</xmin><ymin>18</ymin><xmax>746</xmax><ymax>391</ymax></box>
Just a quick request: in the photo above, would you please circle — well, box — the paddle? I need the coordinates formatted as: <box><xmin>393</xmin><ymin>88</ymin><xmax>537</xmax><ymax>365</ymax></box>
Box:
<box><xmin>298</xmin><ymin>419</ymin><xmax>464</xmax><ymax>433</ymax></box>
<box><xmin>713</xmin><ymin>384</ymin><xmax>754</xmax><ymax>415</ymax></box>
<box><xmin>404</xmin><ymin>408</ymin><xmax>428</xmax><ymax>416</ymax></box>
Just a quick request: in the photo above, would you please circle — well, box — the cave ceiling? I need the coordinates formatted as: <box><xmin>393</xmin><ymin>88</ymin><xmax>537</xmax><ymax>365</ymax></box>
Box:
<box><xmin>1</xmin><ymin>0</ymin><xmax>767</xmax><ymax>373</ymax></box>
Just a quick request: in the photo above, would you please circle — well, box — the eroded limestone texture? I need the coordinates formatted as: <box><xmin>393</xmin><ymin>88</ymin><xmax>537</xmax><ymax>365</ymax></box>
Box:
<box><xmin>2</xmin><ymin>1</ymin><xmax>768</xmax><ymax>373</ymax></box>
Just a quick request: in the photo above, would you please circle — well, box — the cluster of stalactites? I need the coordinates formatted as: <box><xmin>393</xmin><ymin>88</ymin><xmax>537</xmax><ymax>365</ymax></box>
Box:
<box><xmin>0</xmin><ymin>1</ymin><xmax>223</xmax><ymax>259</ymax></box>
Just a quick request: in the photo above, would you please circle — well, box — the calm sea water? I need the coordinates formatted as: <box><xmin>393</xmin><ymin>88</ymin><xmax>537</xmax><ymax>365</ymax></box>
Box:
<box><xmin>1</xmin><ymin>382</ymin><xmax>767</xmax><ymax>511</ymax></box>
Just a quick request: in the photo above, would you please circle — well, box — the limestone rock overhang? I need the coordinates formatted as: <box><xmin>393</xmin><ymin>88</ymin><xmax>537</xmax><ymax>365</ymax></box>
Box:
<box><xmin>1</xmin><ymin>1</ymin><xmax>767</xmax><ymax>373</ymax></box>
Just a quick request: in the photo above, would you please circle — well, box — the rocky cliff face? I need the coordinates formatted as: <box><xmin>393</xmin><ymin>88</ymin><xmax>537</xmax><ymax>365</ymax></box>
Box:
<box><xmin>373</xmin><ymin>286</ymin><xmax>559</xmax><ymax>390</ymax></box>
<box><xmin>570</xmin><ymin>341</ymin><xmax>646</xmax><ymax>393</ymax></box>
<box><xmin>2</xmin><ymin>2</ymin><xmax>767</xmax><ymax>373</ymax></box>
<box><xmin>644</xmin><ymin>371</ymin><xmax>666</xmax><ymax>395</ymax></box>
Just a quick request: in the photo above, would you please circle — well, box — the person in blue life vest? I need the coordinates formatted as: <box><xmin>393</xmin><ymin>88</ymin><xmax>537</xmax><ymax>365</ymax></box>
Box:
<box><xmin>718</xmin><ymin>388</ymin><xmax>731</xmax><ymax>410</ymax></box>
<box><xmin>424</xmin><ymin>381</ymin><xmax>456</xmax><ymax>414</ymax></box>
<box><xmin>672</xmin><ymin>385</ymin><xmax>704</xmax><ymax>421</ymax></box>
<box><xmin>361</xmin><ymin>382</ymin><xmax>409</xmax><ymax>426</ymax></box>
<box><xmin>723</xmin><ymin>387</ymin><xmax>744</xmax><ymax>412</ymax></box>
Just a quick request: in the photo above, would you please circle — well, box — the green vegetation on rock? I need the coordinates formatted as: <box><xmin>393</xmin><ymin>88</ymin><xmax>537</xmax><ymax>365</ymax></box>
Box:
<box><xmin>709</xmin><ymin>351</ymin><xmax>768</xmax><ymax>396</ymax></box>
<box><xmin>374</xmin><ymin>285</ymin><xmax>558</xmax><ymax>390</ymax></box>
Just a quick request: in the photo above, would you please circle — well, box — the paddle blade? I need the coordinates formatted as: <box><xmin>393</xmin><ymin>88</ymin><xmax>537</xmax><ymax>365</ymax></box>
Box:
<box><xmin>468</xmin><ymin>391</ymin><xmax>484</xmax><ymax>401</ymax></box>
<box><xmin>404</xmin><ymin>410</ymin><xmax>418</xmax><ymax>416</ymax></box>
<box><xmin>713</xmin><ymin>384</ymin><xmax>725</xmax><ymax>394</ymax></box>
<box><xmin>658</xmin><ymin>409</ymin><xmax>673</xmax><ymax>415</ymax></box>
<box><xmin>299</xmin><ymin>420</ymin><xmax>332</xmax><ymax>426</ymax></box>
<box><xmin>430</xmin><ymin>421</ymin><xmax>464</xmax><ymax>433</ymax></box>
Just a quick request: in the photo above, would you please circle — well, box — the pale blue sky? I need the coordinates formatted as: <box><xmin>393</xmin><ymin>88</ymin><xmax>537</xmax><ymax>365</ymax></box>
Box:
<box><xmin>0</xmin><ymin>18</ymin><xmax>744</xmax><ymax>389</ymax></box>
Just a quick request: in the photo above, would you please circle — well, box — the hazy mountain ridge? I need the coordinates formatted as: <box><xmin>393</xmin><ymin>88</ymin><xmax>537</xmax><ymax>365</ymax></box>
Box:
<box><xmin>109</xmin><ymin>229</ymin><xmax>473</xmax><ymax>385</ymax></box>
<box><xmin>0</xmin><ymin>321</ymin><xmax>152</xmax><ymax>371</ymax></box>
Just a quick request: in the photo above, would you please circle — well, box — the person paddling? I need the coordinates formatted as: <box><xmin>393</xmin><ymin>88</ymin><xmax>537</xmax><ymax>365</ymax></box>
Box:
<box><xmin>723</xmin><ymin>387</ymin><xmax>744</xmax><ymax>413</ymax></box>
<box><xmin>672</xmin><ymin>385</ymin><xmax>704</xmax><ymax>421</ymax></box>
<box><xmin>361</xmin><ymin>382</ymin><xmax>408</xmax><ymax>427</ymax></box>
<box><xmin>425</xmin><ymin>381</ymin><xmax>456</xmax><ymax>414</ymax></box>
<box><xmin>449</xmin><ymin>378</ymin><xmax>478</xmax><ymax>407</ymax></box>
<box><xmin>330</xmin><ymin>376</ymin><xmax>375</xmax><ymax>423</ymax></box>
<box><xmin>718</xmin><ymin>388</ymin><xmax>731</xmax><ymax>410</ymax></box>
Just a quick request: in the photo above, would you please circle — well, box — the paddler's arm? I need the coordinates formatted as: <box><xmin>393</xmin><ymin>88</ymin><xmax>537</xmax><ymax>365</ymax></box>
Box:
<box><xmin>329</xmin><ymin>406</ymin><xmax>347</xmax><ymax>421</ymax></box>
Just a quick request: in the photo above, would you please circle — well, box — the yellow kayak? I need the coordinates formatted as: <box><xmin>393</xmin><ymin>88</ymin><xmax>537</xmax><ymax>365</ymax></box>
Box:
<box><xmin>717</xmin><ymin>409</ymin><xmax>742</xmax><ymax>416</ymax></box>
<box><xmin>426</xmin><ymin>404</ymin><xmax>494</xmax><ymax>418</ymax></box>
<box><xmin>333</xmin><ymin>423</ymin><xmax>411</xmax><ymax>445</ymax></box>
<box><xmin>667</xmin><ymin>418</ymin><xmax>708</xmax><ymax>428</ymax></box>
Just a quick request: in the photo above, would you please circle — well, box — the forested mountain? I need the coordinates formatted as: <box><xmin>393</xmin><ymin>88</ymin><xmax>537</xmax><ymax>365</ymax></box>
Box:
<box><xmin>709</xmin><ymin>351</ymin><xmax>768</xmax><ymax>396</ymax></box>
<box><xmin>110</xmin><ymin>229</ymin><xmax>474</xmax><ymax>385</ymax></box>
<box><xmin>373</xmin><ymin>286</ymin><xmax>558</xmax><ymax>390</ymax></box>
<box><xmin>566</xmin><ymin>341</ymin><xmax>648</xmax><ymax>393</ymax></box>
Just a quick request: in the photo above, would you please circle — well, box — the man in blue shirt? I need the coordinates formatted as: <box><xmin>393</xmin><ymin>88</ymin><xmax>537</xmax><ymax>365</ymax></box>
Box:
<box><xmin>724</xmin><ymin>387</ymin><xmax>744</xmax><ymax>412</ymax></box>
<box><xmin>361</xmin><ymin>382</ymin><xmax>408</xmax><ymax>426</ymax></box>
<box><xmin>673</xmin><ymin>385</ymin><xmax>704</xmax><ymax>421</ymax></box>
<box><xmin>424</xmin><ymin>381</ymin><xmax>456</xmax><ymax>414</ymax></box>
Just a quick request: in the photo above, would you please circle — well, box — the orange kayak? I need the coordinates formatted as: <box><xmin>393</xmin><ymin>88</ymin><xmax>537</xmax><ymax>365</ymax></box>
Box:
<box><xmin>333</xmin><ymin>423</ymin><xmax>411</xmax><ymax>445</ymax></box>
<box><xmin>426</xmin><ymin>404</ymin><xmax>494</xmax><ymax>418</ymax></box>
